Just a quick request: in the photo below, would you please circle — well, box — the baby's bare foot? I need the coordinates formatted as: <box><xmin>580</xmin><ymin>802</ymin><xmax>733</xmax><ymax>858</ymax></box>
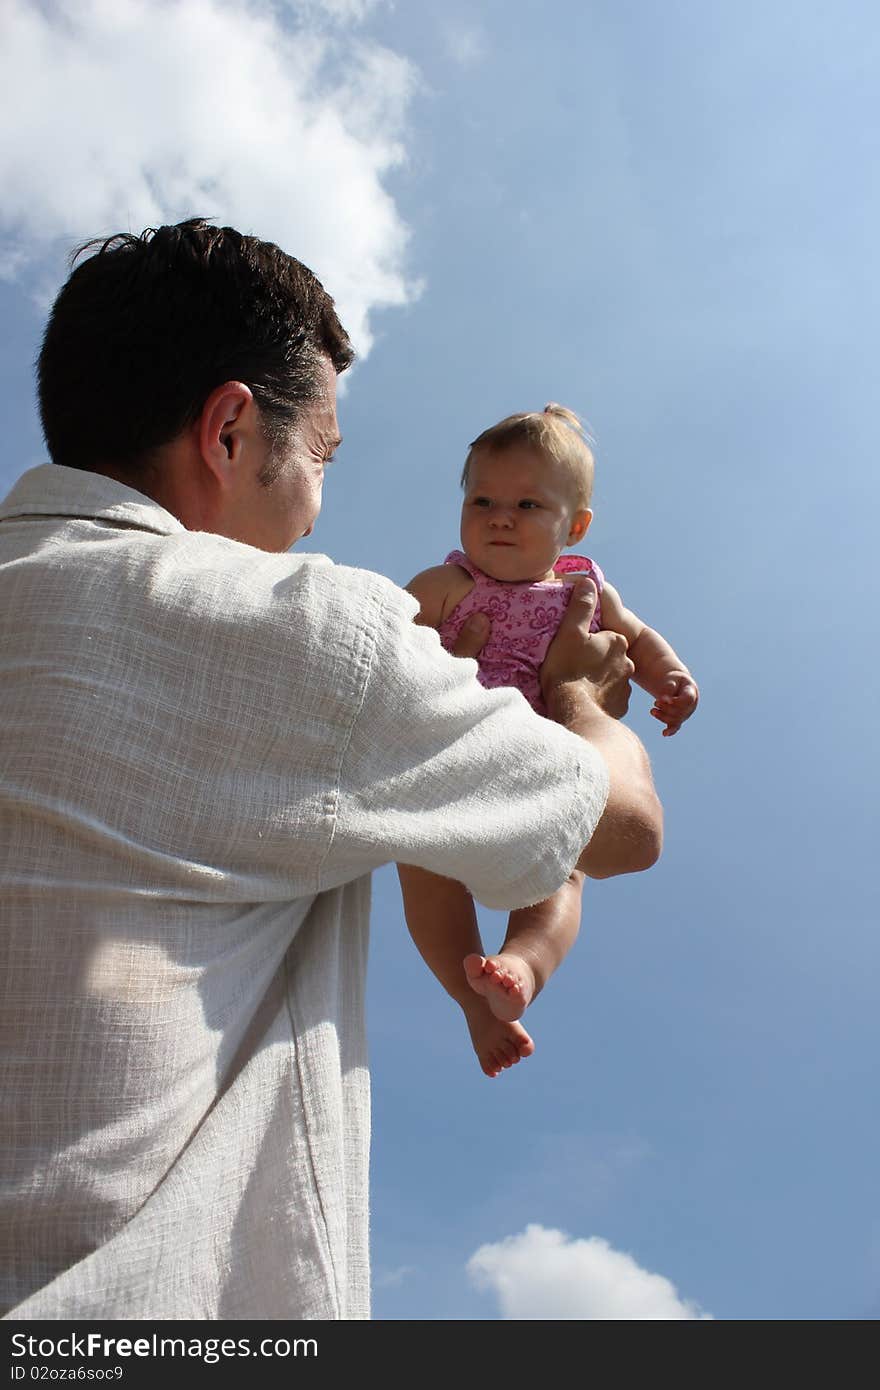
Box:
<box><xmin>464</xmin><ymin>1003</ymin><xmax>535</xmax><ymax>1079</ymax></box>
<box><xmin>463</xmin><ymin>952</ymin><xmax>537</xmax><ymax>1023</ymax></box>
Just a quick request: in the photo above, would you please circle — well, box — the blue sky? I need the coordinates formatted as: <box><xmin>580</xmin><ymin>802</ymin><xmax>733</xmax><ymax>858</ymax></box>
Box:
<box><xmin>2</xmin><ymin>0</ymin><xmax>878</xmax><ymax>1319</ymax></box>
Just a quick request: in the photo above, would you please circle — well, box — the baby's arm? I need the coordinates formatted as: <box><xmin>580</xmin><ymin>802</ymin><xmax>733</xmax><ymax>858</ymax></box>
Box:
<box><xmin>405</xmin><ymin>564</ymin><xmax>475</xmax><ymax>628</ymax></box>
<box><xmin>599</xmin><ymin>582</ymin><xmax>699</xmax><ymax>737</ymax></box>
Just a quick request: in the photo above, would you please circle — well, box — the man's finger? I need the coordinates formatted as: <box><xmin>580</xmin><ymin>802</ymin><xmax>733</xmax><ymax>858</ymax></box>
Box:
<box><xmin>450</xmin><ymin>611</ymin><xmax>490</xmax><ymax>658</ymax></box>
<box><xmin>571</xmin><ymin>576</ymin><xmax>598</xmax><ymax>606</ymax></box>
<box><xmin>560</xmin><ymin>577</ymin><xmax>598</xmax><ymax>630</ymax></box>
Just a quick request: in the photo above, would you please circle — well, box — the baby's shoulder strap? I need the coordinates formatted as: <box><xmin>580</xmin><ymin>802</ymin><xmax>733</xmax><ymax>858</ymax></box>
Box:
<box><xmin>554</xmin><ymin>554</ymin><xmax>605</xmax><ymax>591</ymax></box>
<box><xmin>443</xmin><ymin>549</ymin><xmax>481</xmax><ymax>581</ymax></box>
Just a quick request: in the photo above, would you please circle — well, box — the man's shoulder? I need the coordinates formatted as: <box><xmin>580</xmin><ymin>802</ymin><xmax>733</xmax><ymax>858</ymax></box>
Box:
<box><xmin>182</xmin><ymin>535</ymin><xmax>411</xmax><ymax>605</ymax></box>
<box><xmin>154</xmin><ymin>533</ymin><xmax>417</xmax><ymax>639</ymax></box>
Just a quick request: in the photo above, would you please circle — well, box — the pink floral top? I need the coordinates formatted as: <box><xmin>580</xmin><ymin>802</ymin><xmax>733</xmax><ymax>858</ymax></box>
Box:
<box><xmin>437</xmin><ymin>550</ymin><xmax>605</xmax><ymax>715</ymax></box>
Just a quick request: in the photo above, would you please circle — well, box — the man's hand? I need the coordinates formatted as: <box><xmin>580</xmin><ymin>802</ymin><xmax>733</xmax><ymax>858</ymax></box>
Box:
<box><xmin>541</xmin><ymin>579</ymin><xmax>634</xmax><ymax>718</ymax></box>
<box><xmin>649</xmin><ymin>672</ymin><xmax>699</xmax><ymax>737</ymax></box>
<box><xmin>449</xmin><ymin>612</ymin><xmax>490</xmax><ymax>659</ymax></box>
<box><xmin>447</xmin><ymin>587</ymin><xmax>662</xmax><ymax>881</ymax></box>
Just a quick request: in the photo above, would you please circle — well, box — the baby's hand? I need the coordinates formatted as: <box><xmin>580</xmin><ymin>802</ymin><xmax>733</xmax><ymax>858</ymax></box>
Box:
<box><xmin>649</xmin><ymin>672</ymin><xmax>699</xmax><ymax>738</ymax></box>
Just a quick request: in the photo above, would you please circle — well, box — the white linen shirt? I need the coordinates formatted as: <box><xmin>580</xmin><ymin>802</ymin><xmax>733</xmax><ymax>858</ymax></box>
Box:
<box><xmin>0</xmin><ymin>465</ymin><xmax>609</xmax><ymax>1320</ymax></box>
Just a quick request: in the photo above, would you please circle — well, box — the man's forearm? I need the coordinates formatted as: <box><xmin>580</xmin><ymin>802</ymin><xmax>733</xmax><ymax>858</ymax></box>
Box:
<box><xmin>546</xmin><ymin>681</ymin><xmax>664</xmax><ymax>879</ymax></box>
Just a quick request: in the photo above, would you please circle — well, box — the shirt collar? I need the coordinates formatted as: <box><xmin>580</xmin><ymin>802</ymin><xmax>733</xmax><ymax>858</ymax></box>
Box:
<box><xmin>0</xmin><ymin>464</ymin><xmax>186</xmax><ymax>537</ymax></box>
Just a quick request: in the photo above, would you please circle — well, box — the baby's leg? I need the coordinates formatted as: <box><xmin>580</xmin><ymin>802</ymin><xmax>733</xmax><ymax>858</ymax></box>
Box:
<box><xmin>398</xmin><ymin>864</ymin><xmax>535</xmax><ymax>1078</ymax></box>
<box><xmin>464</xmin><ymin>870</ymin><xmax>584</xmax><ymax>1022</ymax></box>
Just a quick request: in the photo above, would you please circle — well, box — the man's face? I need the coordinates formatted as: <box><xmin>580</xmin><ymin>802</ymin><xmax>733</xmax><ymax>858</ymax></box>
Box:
<box><xmin>246</xmin><ymin>355</ymin><xmax>342</xmax><ymax>552</ymax></box>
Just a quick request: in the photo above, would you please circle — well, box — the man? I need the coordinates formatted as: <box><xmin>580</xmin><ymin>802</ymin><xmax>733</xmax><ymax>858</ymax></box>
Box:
<box><xmin>0</xmin><ymin>220</ymin><xmax>661</xmax><ymax>1319</ymax></box>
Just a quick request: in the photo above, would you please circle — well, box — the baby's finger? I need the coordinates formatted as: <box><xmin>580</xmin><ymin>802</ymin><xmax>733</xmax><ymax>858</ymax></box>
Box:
<box><xmin>650</xmin><ymin>707</ymin><xmax>678</xmax><ymax>733</ymax></box>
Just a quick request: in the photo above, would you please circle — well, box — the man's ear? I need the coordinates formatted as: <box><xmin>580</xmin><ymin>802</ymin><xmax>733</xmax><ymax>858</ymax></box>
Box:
<box><xmin>568</xmin><ymin>508</ymin><xmax>593</xmax><ymax>545</ymax></box>
<box><xmin>197</xmin><ymin>382</ymin><xmax>255</xmax><ymax>488</ymax></box>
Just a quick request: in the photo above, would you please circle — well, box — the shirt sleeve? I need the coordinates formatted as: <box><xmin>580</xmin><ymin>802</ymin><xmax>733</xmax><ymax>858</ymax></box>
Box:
<box><xmin>319</xmin><ymin>578</ymin><xmax>610</xmax><ymax>910</ymax></box>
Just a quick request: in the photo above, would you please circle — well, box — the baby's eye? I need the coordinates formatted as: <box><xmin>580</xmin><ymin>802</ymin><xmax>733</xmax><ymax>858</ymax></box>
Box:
<box><xmin>471</xmin><ymin>497</ymin><xmax>491</xmax><ymax>508</ymax></box>
<box><xmin>518</xmin><ymin>499</ymin><xmax>539</xmax><ymax>509</ymax></box>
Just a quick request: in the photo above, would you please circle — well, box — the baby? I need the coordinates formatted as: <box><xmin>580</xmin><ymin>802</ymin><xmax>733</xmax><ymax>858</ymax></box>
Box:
<box><xmin>398</xmin><ymin>405</ymin><xmax>698</xmax><ymax>1077</ymax></box>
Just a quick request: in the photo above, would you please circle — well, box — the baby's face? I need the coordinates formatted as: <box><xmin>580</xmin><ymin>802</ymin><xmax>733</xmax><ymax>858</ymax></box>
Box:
<box><xmin>460</xmin><ymin>445</ymin><xmax>591</xmax><ymax>584</ymax></box>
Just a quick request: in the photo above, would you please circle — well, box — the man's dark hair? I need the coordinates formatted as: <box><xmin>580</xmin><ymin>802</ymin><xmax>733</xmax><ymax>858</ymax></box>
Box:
<box><xmin>37</xmin><ymin>218</ymin><xmax>354</xmax><ymax>478</ymax></box>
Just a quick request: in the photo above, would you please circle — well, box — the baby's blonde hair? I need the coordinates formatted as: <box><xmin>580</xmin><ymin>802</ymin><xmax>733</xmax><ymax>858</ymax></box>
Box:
<box><xmin>461</xmin><ymin>403</ymin><xmax>595</xmax><ymax>508</ymax></box>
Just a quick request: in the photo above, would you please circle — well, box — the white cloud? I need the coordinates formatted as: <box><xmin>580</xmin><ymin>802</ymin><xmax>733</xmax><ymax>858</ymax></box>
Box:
<box><xmin>373</xmin><ymin>1263</ymin><xmax>415</xmax><ymax>1289</ymax></box>
<box><xmin>0</xmin><ymin>0</ymin><xmax>419</xmax><ymax>355</ymax></box>
<box><xmin>468</xmin><ymin>1224</ymin><xmax>713</xmax><ymax>1320</ymax></box>
<box><xmin>288</xmin><ymin>0</ymin><xmax>386</xmax><ymax>23</ymax></box>
<box><xmin>441</xmin><ymin>20</ymin><xmax>485</xmax><ymax>68</ymax></box>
